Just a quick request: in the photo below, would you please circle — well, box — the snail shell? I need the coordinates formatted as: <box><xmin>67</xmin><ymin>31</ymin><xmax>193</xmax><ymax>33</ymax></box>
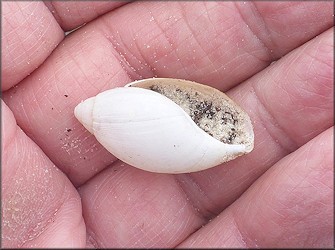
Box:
<box><xmin>74</xmin><ymin>78</ymin><xmax>254</xmax><ymax>173</ymax></box>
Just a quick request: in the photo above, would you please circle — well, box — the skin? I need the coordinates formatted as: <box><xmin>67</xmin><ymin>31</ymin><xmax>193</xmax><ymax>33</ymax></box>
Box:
<box><xmin>2</xmin><ymin>1</ymin><xmax>333</xmax><ymax>248</ymax></box>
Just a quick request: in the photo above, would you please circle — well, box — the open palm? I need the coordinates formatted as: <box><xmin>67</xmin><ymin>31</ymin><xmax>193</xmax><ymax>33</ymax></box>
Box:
<box><xmin>2</xmin><ymin>1</ymin><xmax>333</xmax><ymax>248</ymax></box>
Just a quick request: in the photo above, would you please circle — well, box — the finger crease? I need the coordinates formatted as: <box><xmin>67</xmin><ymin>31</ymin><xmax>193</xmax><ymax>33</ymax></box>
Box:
<box><xmin>235</xmin><ymin>2</ymin><xmax>276</xmax><ymax>63</ymax></box>
<box><xmin>251</xmin><ymin>83</ymin><xmax>298</xmax><ymax>155</ymax></box>
<box><xmin>174</xmin><ymin>174</ymin><xmax>220</xmax><ymax>223</ymax></box>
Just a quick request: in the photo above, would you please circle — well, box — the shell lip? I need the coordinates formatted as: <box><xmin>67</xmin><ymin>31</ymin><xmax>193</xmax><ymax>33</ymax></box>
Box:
<box><xmin>124</xmin><ymin>79</ymin><xmax>145</xmax><ymax>87</ymax></box>
<box><xmin>124</xmin><ymin>78</ymin><xmax>188</xmax><ymax>87</ymax></box>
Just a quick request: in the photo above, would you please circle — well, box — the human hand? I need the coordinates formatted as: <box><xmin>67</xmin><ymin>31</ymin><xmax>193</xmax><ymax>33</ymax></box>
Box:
<box><xmin>2</xmin><ymin>1</ymin><xmax>333</xmax><ymax>248</ymax></box>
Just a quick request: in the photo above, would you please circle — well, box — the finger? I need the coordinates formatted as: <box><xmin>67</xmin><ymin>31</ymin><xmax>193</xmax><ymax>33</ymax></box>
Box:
<box><xmin>77</xmin><ymin>27</ymin><xmax>333</xmax><ymax>247</ymax></box>
<box><xmin>3</xmin><ymin>1</ymin><xmax>333</xmax><ymax>186</ymax></box>
<box><xmin>78</xmin><ymin>1</ymin><xmax>333</xmax><ymax>91</ymax></box>
<box><xmin>79</xmin><ymin>164</ymin><xmax>205</xmax><ymax>248</ymax></box>
<box><xmin>1</xmin><ymin>1</ymin><xmax>64</xmax><ymax>91</ymax></box>
<box><xmin>44</xmin><ymin>1</ymin><xmax>131</xmax><ymax>31</ymax></box>
<box><xmin>178</xmin><ymin>127</ymin><xmax>334</xmax><ymax>248</ymax></box>
<box><xmin>177</xmin><ymin>27</ymin><xmax>334</xmax><ymax>217</ymax></box>
<box><xmin>1</xmin><ymin>101</ymin><xmax>85</xmax><ymax>247</ymax></box>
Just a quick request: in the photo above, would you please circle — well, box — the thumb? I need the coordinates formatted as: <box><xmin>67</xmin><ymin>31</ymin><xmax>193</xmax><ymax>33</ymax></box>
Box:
<box><xmin>2</xmin><ymin>100</ymin><xmax>86</xmax><ymax>247</ymax></box>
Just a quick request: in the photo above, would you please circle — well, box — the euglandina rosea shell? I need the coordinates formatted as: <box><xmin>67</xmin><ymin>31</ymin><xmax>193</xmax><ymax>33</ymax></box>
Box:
<box><xmin>74</xmin><ymin>78</ymin><xmax>254</xmax><ymax>173</ymax></box>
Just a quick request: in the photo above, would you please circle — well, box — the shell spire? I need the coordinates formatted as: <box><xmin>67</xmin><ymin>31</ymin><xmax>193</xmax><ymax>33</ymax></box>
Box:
<box><xmin>74</xmin><ymin>96</ymin><xmax>95</xmax><ymax>134</ymax></box>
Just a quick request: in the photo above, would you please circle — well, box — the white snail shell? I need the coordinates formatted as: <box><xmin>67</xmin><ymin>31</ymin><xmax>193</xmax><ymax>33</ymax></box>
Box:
<box><xmin>74</xmin><ymin>78</ymin><xmax>254</xmax><ymax>173</ymax></box>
